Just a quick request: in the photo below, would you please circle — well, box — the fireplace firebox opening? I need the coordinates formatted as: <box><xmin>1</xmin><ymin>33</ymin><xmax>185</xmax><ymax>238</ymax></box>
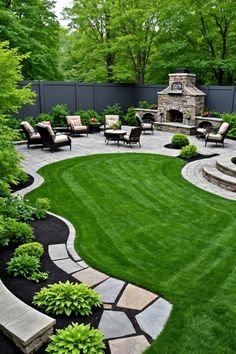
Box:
<box><xmin>166</xmin><ymin>110</ymin><xmax>183</xmax><ymax>123</ymax></box>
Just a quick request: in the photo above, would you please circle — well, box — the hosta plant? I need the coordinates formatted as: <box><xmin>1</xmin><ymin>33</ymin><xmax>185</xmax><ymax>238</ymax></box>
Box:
<box><xmin>46</xmin><ymin>323</ymin><xmax>105</xmax><ymax>354</ymax></box>
<box><xmin>14</xmin><ymin>242</ymin><xmax>44</xmax><ymax>259</ymax></box>
<box><xmin>0</xmin><ymin>217</ymin><xmax>34</xmax><ymax>246</ymax></box>
<box><xmin>33</xmin><ymin>281</ymin><xmax>101</xmax><ymax>316</ymax></box>
<box><xmin>7</xmin><ymin>254</ymin><xmax>48</xmax><ymax>282</ymax></box>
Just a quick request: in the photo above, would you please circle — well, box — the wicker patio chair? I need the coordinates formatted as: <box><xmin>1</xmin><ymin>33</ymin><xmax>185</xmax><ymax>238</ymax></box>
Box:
<box><xmin>36</xmin><ymin>123</ymin><xmax>71</xmax><ymax>151</ymax></box>
<box><xmin>136</xmin><ymin>114</ymin><xmax>154</xmax><ymax>134</ymax></box>
<box><xmin>66</xmin><ymin>116</ymin><xmax>88</xmax><ymax>136</ymax></box>
<box><xmin>205</xmin><ymin>122</ymin><xmax>230</xmax><ymax>148</ymax></box>
<box><xmin>21</xmin><ymin>121</ymin><xmax>43</xmax><ymax>149</ymax></box>
<box><xmin>120</xmin><ymin>127</ymin><xmax>142</xmax><ymax>148</ymax></box>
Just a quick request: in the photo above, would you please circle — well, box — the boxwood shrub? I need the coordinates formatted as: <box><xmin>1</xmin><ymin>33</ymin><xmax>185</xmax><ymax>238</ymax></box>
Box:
<box><xmin>171</xmin><ymin>134</ymin><xmax>189</xmax><ymax>148</ymax></box>
<box><xmin>33</xmin><ymin>281</ymin><xmax>101</xmax><ymax>316</ymax></box>
<box><xmin>180</xmin><ymin>144</ymin><xmax>198</xmax><ymax>159</ymax></box>
<box><xmin>14</xmin><ymin>242</ymin><xmax>44</xmax><ymax>258</ymax></box>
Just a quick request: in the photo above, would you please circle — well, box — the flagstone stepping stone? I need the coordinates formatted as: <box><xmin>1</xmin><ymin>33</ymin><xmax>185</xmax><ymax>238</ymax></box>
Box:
<box><xmin>108</xmin><ymin>335</ymin><xmax>150</xmax><ymax>354</ymax></box>
<box><xmin>77</xmin><ymin>260</ymin><xmax>89</xmax><ymax>269</ymax></box>
<box><xmin>48</xmin><ymin>244</ymin><xmax>68</xmax><ymax>260</ymax></box>
<box><xmin>53</xmin><ymin>258</ymin><xmax>82</xmax><ymax>274</ymax></box>
<box><xmin>117</xmin><ymin>283</ymin><xmax>157</xmax><ymax>310</ymax></box>
<box><xmin>93</xmin><ymin>278</ymin><xmax>125</xmax><ymax>303</ymax></box>
<box><xmin>135</xmin><ymin>297</ymin><xmax>172</xmax><ymax>339</ymax></box>
<box><xmin>72</xmin><ymin>267</ymin><xmax>109</xmax><ymax>287</ymax></box>
<box><xmin>98</xmin><ymin>310</ymin><xmax>136</xmax><ymax>339</ymax></box>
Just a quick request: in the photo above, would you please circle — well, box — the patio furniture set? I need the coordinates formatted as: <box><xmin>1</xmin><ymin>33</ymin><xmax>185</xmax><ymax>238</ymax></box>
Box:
<box><xmin>21</xmin><ymin>113</ymin><xmax>229</xmax><ymax>152</ymax></box>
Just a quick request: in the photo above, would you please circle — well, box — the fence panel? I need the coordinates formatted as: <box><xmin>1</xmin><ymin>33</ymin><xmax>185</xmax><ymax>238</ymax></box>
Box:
<box><xmin>16</xmin><ymin>81</ymin><xmax>236</xmax><ymax>119</ymax></box>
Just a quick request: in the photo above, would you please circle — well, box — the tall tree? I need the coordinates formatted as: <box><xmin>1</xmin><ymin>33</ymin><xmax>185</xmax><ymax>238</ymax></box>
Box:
<box><xmin>151</xmin><ymin>0</ymin><xmax>236</xmax><ymax>84</ymax></box>
<box><xmin>64</xmin><ymin>0</ymin><xmax>116</xmax><ymax>82</ymax></box>
<box><xmin>111</xmin><ymin>0</ymin><xmax>160</xmax><ymax>84</ymax></box>
<box><xmin>0</xmin><ymin>0</ymin><xmax>62</xmax><ymax>80</ymax></box>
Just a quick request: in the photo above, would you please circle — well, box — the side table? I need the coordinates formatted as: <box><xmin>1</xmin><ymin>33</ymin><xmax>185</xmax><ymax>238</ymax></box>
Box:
<box><xmin>88</xmin><ymin>123</ymin><xmax>101</xmax><ymax>134</ymax></box>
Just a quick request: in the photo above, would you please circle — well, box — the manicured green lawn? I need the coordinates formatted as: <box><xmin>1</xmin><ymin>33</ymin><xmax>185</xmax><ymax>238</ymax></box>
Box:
<box><xmin>26</xmin><ymin>153</ymin><xmax>236</xmax><ymax>354</ymax></box>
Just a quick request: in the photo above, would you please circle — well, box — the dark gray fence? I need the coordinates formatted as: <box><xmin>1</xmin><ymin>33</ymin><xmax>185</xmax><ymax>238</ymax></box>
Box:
<box><xmin>18</xmin><ymin>81</ymin><xmax>236</xmax><ymax>118</ymax></box>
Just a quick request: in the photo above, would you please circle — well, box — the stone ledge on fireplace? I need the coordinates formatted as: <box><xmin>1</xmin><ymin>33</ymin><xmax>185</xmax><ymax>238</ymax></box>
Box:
<box><xmin>155</xmin><ymin>122</ymin><xmax>196</xmax><ymax>135</ymax></box>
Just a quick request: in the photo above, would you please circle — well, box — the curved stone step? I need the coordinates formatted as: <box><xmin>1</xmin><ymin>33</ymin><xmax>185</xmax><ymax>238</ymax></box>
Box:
<box><xmin>202</xmin><ymin>165</ymin><xmax>236</xmax><ymax>192</ymax></box>
<box><xmin>216</xmin><ymin>154</ymin><xmax>236</xmax><ymax>177</ymax></box>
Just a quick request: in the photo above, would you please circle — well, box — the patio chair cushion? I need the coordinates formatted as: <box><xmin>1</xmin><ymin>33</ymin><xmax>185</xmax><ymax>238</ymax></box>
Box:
<box><xmin>30</xmin><ymin>133</ymin><xmax>41</xmax><ymax>140</ymax></box>
<box><xmin>54</xmin><ymin>134</ymin><xmax>70</xmax><ymax>143</ymax></box>
<box><xmin>105</xmin><ymin>115</ymin><xmax>119</xmax><ymax>129</ymax></box>
<box><xmin>206</xmin><ymin>133</ymin><xmax>222</xmax><ymax>141</ymax></box>
<box><xmin>196</xmin><ymin>128</ymin><xmax>207</xmax><ymax>134</ymax></box>
<box><xmin>37</xmin><ymin>123</ymin><xmax>55</xmax><ymax>139</ymax></box>
<box><xmin>21</xmin><ymin>122</ymin><xmax>35</xmax><ymax>135</ymax></box>
<box><xmin>71</xmin><ymin>125</ymin><xmax>88</xmax><ymax>131</ymax></box>
<box><xmin>218</xmin><ymin>122</ymin><xmax>229</xmax><ymax>135</ymax></box>
<box><xmin>70</xmin><ymin>118</ymin><xmax>82</xmax><ymax>127</ymax></box>
<box><xmin>142</xmin><ymin>123</ymin><xmax>153</xmax><ymax>129</ymax></box>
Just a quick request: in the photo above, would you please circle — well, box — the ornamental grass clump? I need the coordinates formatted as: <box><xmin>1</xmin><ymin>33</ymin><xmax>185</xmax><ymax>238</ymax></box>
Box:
<box><xmin>171</xmin><ymin>134</ymin><xmax>189</xmax><ymax>148</ymax></box>
<box><xmin>46</xmin><ymin>323</ymin><xmax>105</xmax><ymax>354</ymax></box>
<box><xmin>33</xmin><ymin>281</ymin><xmax>101</xmax><ymax>316</ymax></box>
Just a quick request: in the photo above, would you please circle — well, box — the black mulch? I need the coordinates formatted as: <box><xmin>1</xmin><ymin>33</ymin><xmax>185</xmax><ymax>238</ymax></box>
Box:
<box><xmin>10</xmin><ymin>174</ymin><xmax>34</xmax><ymax>193</ymax></box>
<box><xmin>0</xmin><ymin>214</ymin><xmax>108</xmax><ymax>353</ymax></box>
<box><xmin>164</xmin><ymin>143</ymin><xmax>181</xmax><ymax>149</ymax></box>
<box><xmin>177</xmin><ymin>153</ymin><xmax>219</xmax><ymax>163</ymax></box>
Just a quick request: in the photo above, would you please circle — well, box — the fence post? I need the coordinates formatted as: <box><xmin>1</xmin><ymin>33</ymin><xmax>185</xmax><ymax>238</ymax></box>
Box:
<box><xmin>39</xmin><ymin>80</ymin><xmax>45</xmax><ymax>113</ymax></box>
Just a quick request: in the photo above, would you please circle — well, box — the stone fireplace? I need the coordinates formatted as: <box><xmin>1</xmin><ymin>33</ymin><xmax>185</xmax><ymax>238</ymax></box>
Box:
<box><xmin>157</xmin><ymin>70</ymin><xmax>205</xmax><ymax>134</ymax></box>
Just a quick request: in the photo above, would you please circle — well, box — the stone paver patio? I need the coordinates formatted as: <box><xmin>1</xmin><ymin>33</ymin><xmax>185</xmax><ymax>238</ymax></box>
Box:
<box><xmin>14</xmin><ymin>128</ymin><xmax>236</xmax><ymax>353</ymax></box>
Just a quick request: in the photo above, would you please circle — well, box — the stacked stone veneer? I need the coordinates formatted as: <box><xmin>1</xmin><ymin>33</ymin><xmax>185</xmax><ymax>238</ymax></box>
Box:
<box><xmin>158</xmin><ymin>73</ymin><xmax>205</xmax><ymax>126</ymax></box>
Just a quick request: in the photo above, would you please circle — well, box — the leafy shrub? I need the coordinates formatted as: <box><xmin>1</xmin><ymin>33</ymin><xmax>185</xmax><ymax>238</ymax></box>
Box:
<box><xmin>14</xmin><ymin>242</ymin><xmax>44</xmax><ymax>258</ymax></box>
<box><xmin>0</xmin><ymin>180</ymin><xmax>10</xmax><ymax>197</ymax></box>
<box><xmin>46</xmin><ymin>323</ymin><xmax>105</xmax><ymax>354</ymax></box>
<box><xmin>75</xmin><ymin>109</ymin><xmax>101</xmax><ymax>125</ymax></box>
<box><xmin>171</xmin><ymin>134</ymin><xmax>189</xmax><ymax>148</ymax></box>
<box><xmin>0</xmin><ymin>194</ymin><xmax>35</xmax><ymax>221</ymax></box>
<box><xmin>227</xmin><ymin>127</ymin><xmax>236</xmax><ymax>138</ymax></box>
<box><xmin>123</xmin><ymin>107</ymin><xmax>136</xmax><ymax>126</ymax></box>
<box><xmin>34</xmin><ymin>198</ymin><xmax>50</xmax><ymax>219</ymax></box>
<box><xmin>0</xmin><ymin>217</ymin><xmax>34</xmax><ymax>246</ymax></box>
<box><xmin>102</xmin><ymin>103</ymin><xmax>122</xmax><ymax>117</ymax></box>
<box><xmin>50</xmin><ymin>104</ymin><xmax>70</xmax><ymax>127</ymax></box>
<box><xmin>138</xmin><ymin>100</ymin><xmax>152</xmax><ymax>109</ymax></box>
<box><xmin>36</xmin><ymin>113</ymin><xmax>54</xmax><ymax>125</ymax></box>
<box><xmin>221</xmin><ymin>113</ymin><xmax>236</xmax><ymax>130</ymax></box>
<box><xmin>24</xmin><ymin>116</ymin><xmax>36</xmax><ymax>128</ymax></box>
<box><xmin>33</xmin><ymin>280</ymin><xmax>101</xmax><ymax>316</ymax></box>
<box><xmin>7</xmin><ymin>254</ymin><xmax>48</xmax><ymax>282</ymax></box>
<box><xmin>5</xmin><ymin>116</ymin><xmax>21</xmax><ymax>130</ymax></box>
<box><xmin>180</xmin><ymin>144</ymin><xmax>198</xmax><ymax>159</ymax></box>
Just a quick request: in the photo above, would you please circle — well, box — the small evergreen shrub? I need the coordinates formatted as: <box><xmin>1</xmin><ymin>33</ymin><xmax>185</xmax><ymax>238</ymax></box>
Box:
<box><xmin>34</xmin><ymin>198</ymin><xmax>50</xmax><ymax>219</ymax></box>
<box><xmin>171</xmin><ymin>134</ymin><xmax>189</xmax><ymax>148</ymax></box>
<box><xmin>46</xmin><ymin>323</ymin><xmax>105</xmax><ymax>354</ymax></box>
<box><xmin>33</xmin><ymin>281</ymin><xmax>101</xmax><ymax>316</ymax></box>
<box><xmin>36</xmin><ymin>113</ymin><xmax>54</xmax><ymax>125</ymax></box>
<box><xmin>7</xmin><ymin>254</ymin><xmax>48</xmax><ymax>282</ymax></box>
<box><xmin>180</xmin><ymin>144</ymin><xmax>198</xmax><ymax>159</ymax></box>
<box><xmin>14</xmin><ymin>242</ymin><xmax>44</xmax><ymax>258</ymax></box>
<box><xmin>123</xmin><ymin>107</ymin><xmax>136</xmax><ymax>126</ymax></box>
<box><xmin>228</xmin><ymin>127</ymin><xmax>236</xmax><ymax>138</ymax></box>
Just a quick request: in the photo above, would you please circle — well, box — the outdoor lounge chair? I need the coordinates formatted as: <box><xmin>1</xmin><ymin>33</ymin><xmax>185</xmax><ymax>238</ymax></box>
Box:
<box><xmin>104</xmin><ymin>115</ymin><xmax>121</xmax><ymax>131</ymax></box>
<box><xmin>66</xmin><ymin>116</ymin><xmax>88</xmax><ymax>136</ymax></box>
<box><xmin>21</xmin><ymin>121</ymin><xmax>43</xmax><ymax>149</ymax></box>
<box><xmin>136</xmin><ymin>114</ymin><xmax>154</xmax><ymax>134</ymax></box>
<box><xmin>196</xmin><ymin>121</ymin><xmax>212</xmax><ymax>139</ymax></box>
<box><xmin>120</xmin><ymin>127</ymin><xmax>142</xmax><ymax>147</ymax></box>
<box><xmin>36</xmin><ymin>123</ymin><xmax>71</xmax><ymax>151</ymax></box>
<box><xmin>205</xmin><ymin>122</ymin><xmax>229</xmax><ymax>148</ymax></box>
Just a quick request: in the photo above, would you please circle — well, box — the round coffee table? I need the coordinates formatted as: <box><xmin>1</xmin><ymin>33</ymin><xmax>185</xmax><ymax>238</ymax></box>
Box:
<box><xmin>104</xmin><ymin>129</ymin><xmax>127</xmax><ymax>147</ymax></box>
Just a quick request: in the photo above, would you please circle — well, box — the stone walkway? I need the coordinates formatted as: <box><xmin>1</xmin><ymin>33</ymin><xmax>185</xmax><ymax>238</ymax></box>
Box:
<box><xmin>15</xmin><ymin>129</ymin><xmax>236</xmax><ymax>353</ymax></box>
